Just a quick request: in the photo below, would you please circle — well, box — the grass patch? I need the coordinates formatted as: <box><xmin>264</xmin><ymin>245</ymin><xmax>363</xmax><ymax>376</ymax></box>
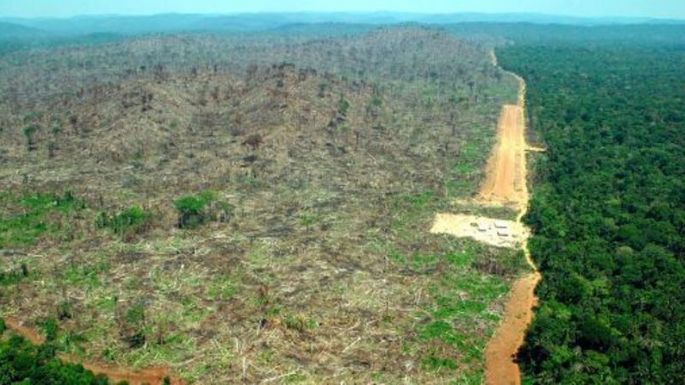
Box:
<box><xmin>96</xmin><ymin>206</ymin><xmax>151</xmax><ymax>238</ymax></box>
<box><xmin>422</xmin><ymin>354</ymin><xmax>458</xmax><ymax>372</ymax></box>
<box><xmin>63</xmin><ymin>259</ymin><xmax>110</xmax><ymax>288</ymax></box>
<box><xmin>393</xmin><ymin>245</ymin><xmax>513</xmax><ymax>371</ymax></box>
<box><xmin>206</xmin><ymin>276</ymin><xmax>237</xmax><ymax>301</ymax></box>
<box><xmin>0</xmin><ymin>262</ymin><xmax>30</xmax><ymax>286</ymax></box>
<box><xmin>0</xmin><ymin>191</ymin><xmax>85</xmax><ymax>248</ymax></box>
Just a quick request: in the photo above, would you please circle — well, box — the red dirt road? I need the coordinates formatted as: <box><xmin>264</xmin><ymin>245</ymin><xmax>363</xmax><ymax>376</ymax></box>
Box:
<box><xmin>478</xmin><ymin>103</ymin><xmax>528</xmax><ymax>208</ymax></box>
<box><xmin>484</xmin><ymin>269</ymin><xmax>540</xmax><ymax>385</ymax></box>
<box><xmin>481</xmin><ymin>56</ymin><xmax>540</xmax><ymax>385</ymax></box>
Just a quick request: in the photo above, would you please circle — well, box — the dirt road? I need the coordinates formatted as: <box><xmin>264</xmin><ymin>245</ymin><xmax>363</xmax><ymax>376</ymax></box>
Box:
<box><xmin>478</xmin><ymin>76</ymin><xmax>528</xmax><ymax>210</ymax></box>
<box><xmin>481</xmin><ymin>55</ymin><xmax>539</xmax><ymax>385</ymax></box>
<box><xmin>484</xmin><ymin>270</ymin><xmax>540</xmax><ymax>385</ymax></box>
<box><xmin>430</xmin><ymin>50</ymin><xmax>540</xmax><ymax>385</ymax></box>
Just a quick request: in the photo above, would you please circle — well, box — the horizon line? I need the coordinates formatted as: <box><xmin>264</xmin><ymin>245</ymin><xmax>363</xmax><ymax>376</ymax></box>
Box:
<box><xmin>2</xmin><ymin>11</ymin><xmax>684</xmax><ymax>22</ymax></box>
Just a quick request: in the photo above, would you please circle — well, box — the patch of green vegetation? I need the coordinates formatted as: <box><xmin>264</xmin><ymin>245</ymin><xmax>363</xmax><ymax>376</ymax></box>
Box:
<box><xmin>410</xmin><ymin>253</ymin><xmax>439</xmax><ymax>270</ymax></box>
<box><xmin>0</xmin><ymin>191</ymin><xmax>85</xmax><ymax>248</ymax></box>
<box><xmin>37</xmin><ymin>317</ymin><xmax>59</xmax><ymax>342</ymax></box>
<box><xmin>397</xmin><ymin>246</ymin><xmax>510</xmax><ymax>371</ymax></box>
<box><xmin>298</xmin><ymin>211</ymin><xmax>320</xmax><ymax>231</ymax></box>
<box><xmin>0</xmin><ymin>262</ymin><xmax>30</xmax><ymax>286</ymax></box>
<box><xmin>283</xmin><ymin>314</ymin><xmax>318</xmax><ymax>332</ymax></box>
<box><xmin>63</xmin><ymin>260</ymin><xmax>109</xmax><ymax>288</ymax></box>
<box><xmin>337</xmin><ymin>95</ymin><xmax>350</xmax><ymax>115</ymax></box>
<box><xmin>174</xmin><ymin>191</ymin><xmax>214</xmax><ymax>227</ymax></box>
<box><xmin>421</xmin><ymin>354</ymin><xmax>458</xmax><ymax>372</ymax></box>
<box><xmin>402</xmin><ymin>190</ymin><xmax>435</xmax><ymax>209</ymax></box>
<box><xmin>390</xmin><ymin>190</ymin><xmax>441</xmax><ymax>241</ymax></box>
<box><xmin>120</xmin><ymin>301</ymin><xmax>147</xmax><ymax>349</ymax></box>
<box><xmin>452</xmin><ymin>162</ymin><xmax>476</xmax><ymax>175</ymax></box>
<box><xmin>125</xmin><ymin>330</ymin><xmax>194</xmax><ymax>367</ymax></box>
<box><xmin>418</xmin><ymin>320</ymin><xmax>465</xmax><ymax>348</ymax></box>
<box><xmin>452</xmin><ymin>370</ymin><xmax>484</xmax><ymax>385</ymax></box>
<box><xmin>206</xmin><ymin>276</ymin><xmax>236</xmax><ymax>301</ymax></box>
<box><xmin>283</xmin><ymin>372</ymin><xmax>308</xmax><ymax>384</ymax></box>
<box><xmin>96</xmin><ymin>206</ymin><xmax>151</xmax><ymax>238</ymax></box>
<box><xmin>0</xmin><ymin>328</ymin><xmax>111</xmax><ymax>384</ymax></box>
<box><xmin>173</xmin><ymin>190</ymin><xmax>230</xmax><ymax>229</ymax></box>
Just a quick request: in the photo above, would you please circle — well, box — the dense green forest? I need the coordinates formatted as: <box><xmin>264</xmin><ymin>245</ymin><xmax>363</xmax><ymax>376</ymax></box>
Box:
<box><xmin>498</xmin><ymin>33</ymin><xmax>685</xmax><ymax>384</ymax></box>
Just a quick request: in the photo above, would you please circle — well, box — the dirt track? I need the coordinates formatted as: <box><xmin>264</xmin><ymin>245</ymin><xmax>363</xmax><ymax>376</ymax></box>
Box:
<box><xmin>431</xmin><ymin>51</ymin><xmax>540</xmax><ymax>385</ymax></box>
<box><xmin>3</xmin><ymin>317</ymin><xmax>184</xmax><ymax>385</ymax></box>
<box><xmin>482</xmin><ymin>57</ymin><xmax>539</xmax><ymax>385</ymax></box>
<box><xmin>478</xmin><ymin>75</ymin><xmax>528</xmax><ymax>209</ymax></box>
<box><xmin>484</xmin><ymin>270</ymin><xmax>540</xmax><ymax>385</ymax></box>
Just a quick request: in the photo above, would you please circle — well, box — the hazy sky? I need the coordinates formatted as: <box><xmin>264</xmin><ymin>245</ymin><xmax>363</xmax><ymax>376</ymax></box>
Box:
<box><xmin>1</xmin><ymin>0</ymin><xmax>684</xmax><ymax>19</ymax></box>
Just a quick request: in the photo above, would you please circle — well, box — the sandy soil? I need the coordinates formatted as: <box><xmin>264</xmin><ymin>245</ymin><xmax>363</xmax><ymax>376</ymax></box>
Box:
<box><xmin>477</xmin><ymin>96</ymin><xmax>528</xmax><ymax>208</ymax></box>
<box><xmin>3</xmin><ymin>317</ymin><xmax>184</xmax><ymax>385</ymax></box>
<box><xmin>430</xmin><ymin>214</ymin><xmax>528</xmax><ymax>248</ymax></box>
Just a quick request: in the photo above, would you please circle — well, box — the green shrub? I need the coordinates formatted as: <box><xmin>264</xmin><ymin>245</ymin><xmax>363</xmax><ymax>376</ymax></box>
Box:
<box><xmin>173</xmin><ymin>191</ymin><xmax>215</xmax><ymax>229</ymax></box>
<box><xmin>421</xmin><ymin>355</ymin><xmax>458</xmax><ymax>372</ymax></box>
<box><xmin>97</xmin><ymin>206</ymin><xmax>151</xmax><ymax>237</ymax></box>
<box><xmin>337</xmin><ymin>95</ymin><xmax>350</xmax><ymax>116</ymax></box>
<box><xmin>22</xmin><ymin>124</ymin><xmax>39</xmax><ymax>151</ymax></box>
<box><xmin>120</xmin><ymin>302</ymin><xmax>146</xmax><ymax>349</ymax></box>
<box><xmin>37</xmin><ymin>317</ymin><xmax>59</xmax><ymax>342</ymax></box>
<box><xmin>0</xmin><ymin>262</ymin><xmax>30</xmax><ymax>286</ymax></box>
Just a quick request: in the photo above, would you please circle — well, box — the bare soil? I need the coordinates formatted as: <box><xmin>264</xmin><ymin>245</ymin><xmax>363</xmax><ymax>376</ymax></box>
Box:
<box><xmin>430</xmin><ymin>214</ymin><xmax>528</xmax><ymax>248</ymax></box>
<box><xmin>4</xmin><ymin>317</ymin><xmax>45</xmax><ymax>345</ymax></box>
<box><xmin>477</xmin><ymin>93</ymin><xmax>528</xmax><ymax>208</ymax></box>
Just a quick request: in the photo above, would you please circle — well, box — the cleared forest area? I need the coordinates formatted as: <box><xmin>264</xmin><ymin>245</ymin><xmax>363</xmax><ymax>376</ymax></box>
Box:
<box><xmin>0</xmin><ymin>27</ymin><xmax>526</xmax><ymax>384</ymax></box>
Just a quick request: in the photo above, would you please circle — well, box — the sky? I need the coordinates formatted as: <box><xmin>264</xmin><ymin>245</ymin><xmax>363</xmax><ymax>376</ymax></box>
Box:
<box><xmin>1</xmin><ymin>0</ymin><xmax>684</xmax><ymax>19</ymax></box>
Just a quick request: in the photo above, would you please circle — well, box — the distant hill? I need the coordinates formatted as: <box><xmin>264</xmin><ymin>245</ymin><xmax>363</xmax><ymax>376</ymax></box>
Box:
<box><xmin>0</xmin><ymin>21</ymin><xmax>47</xmax><ymax>39</ymax></box>
<box><xmin>2</xmin><ymin>12</ymin><xmax>684</xmax><ymax>38</ymax></box>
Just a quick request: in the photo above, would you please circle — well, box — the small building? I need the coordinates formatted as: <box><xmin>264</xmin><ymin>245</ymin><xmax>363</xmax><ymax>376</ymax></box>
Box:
<box><xmin>497</xmin><ymin>230</ymin><xmax>510</xmax><ymax>237</ymax></box>
<box><xmin>478</xmin><ymin>222</ymin><xmax>490</xmax><ymax>232</ymax></box>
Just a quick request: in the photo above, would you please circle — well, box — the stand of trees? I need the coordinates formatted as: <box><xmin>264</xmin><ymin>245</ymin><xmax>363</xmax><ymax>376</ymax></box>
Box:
<box><xmin>498</xmin><ymin>36</ymin><xmax>685</xmax><ymax>383</ymax></box>
<box><xmin>0</xmin><ymin>320</ymin><xmax>111</xmax><ymax>385</ymax></box>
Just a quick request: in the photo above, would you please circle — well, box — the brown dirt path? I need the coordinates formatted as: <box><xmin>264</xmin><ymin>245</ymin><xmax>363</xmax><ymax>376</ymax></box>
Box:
<box><xmin>431</xmin><ymin>50</ymin><xmax>540</xmax><ymax>385</ymax></box>
<box><xmin>481</xmin><ymin>52</ymin><xmax>540</xmax><ymax>385</ymax></box>
<box><xmin>3</xmin><ymin>317</ymin><xmax>185</xmax><ymax>385</ymax></box>
<box><xmin>477</xmin><ymin>75</ymin><xmax>528</xmax><ymax>209</ymax></box>
<box><xmin>484</xmin><ymin>270</ymin><xmax>540</xmax><ymax>385</ymax></box>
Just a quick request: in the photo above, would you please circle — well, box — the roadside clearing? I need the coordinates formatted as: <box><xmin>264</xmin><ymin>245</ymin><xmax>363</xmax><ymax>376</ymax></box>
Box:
<box><xmin>430</xmin><ymin>214</ymin><xmax>528</xmax><ymax>249</ymax></box>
